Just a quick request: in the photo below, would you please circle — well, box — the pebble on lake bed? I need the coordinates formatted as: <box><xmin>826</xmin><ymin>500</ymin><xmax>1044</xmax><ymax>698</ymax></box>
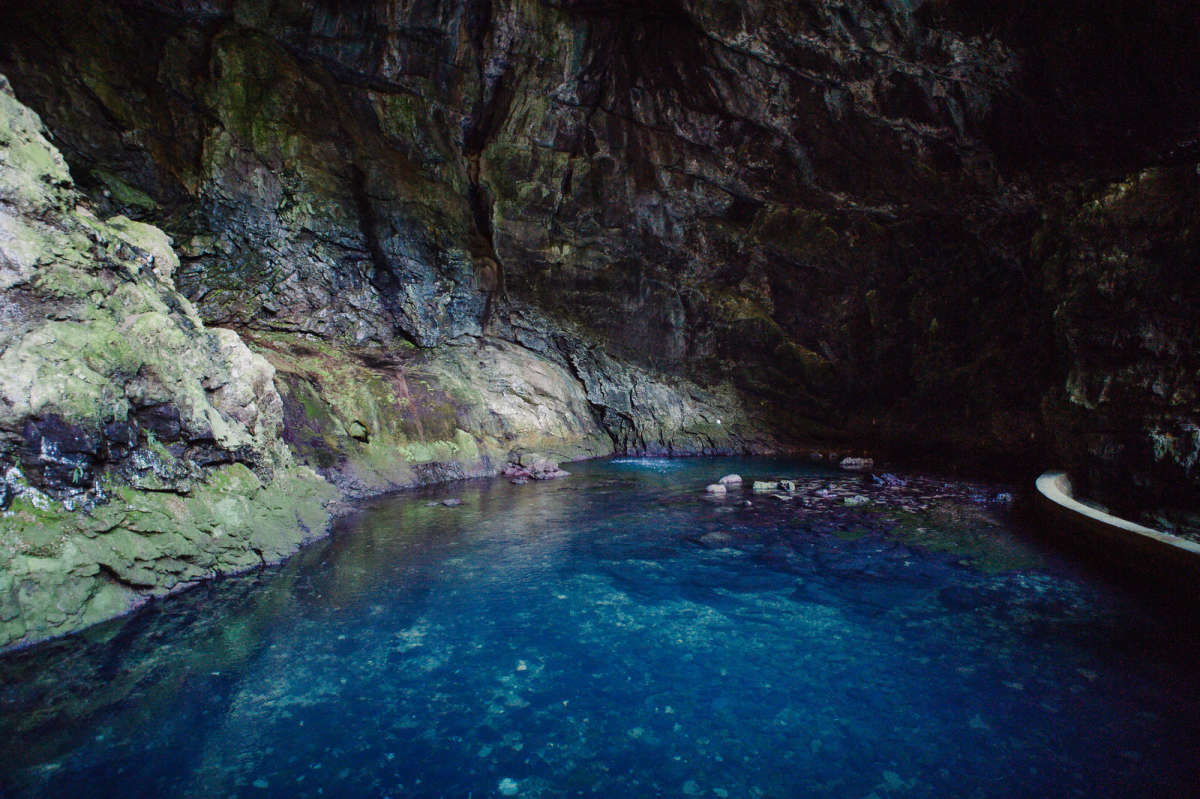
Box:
<box><xmin>499</xmin><ymin>777</ymin><xmax>520</xmax><ymax>796</ymax></box>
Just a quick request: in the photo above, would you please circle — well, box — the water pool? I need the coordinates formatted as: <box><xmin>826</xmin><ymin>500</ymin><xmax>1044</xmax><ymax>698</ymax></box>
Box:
<box><xmin>2</xmin><ymin>457</ymin><xmax>1199</xmax><ymax>798</ymax></box>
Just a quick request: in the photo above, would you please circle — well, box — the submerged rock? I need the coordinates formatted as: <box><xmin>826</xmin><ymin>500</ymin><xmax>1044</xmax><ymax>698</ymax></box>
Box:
<box><xmin>698</xmin><ymin>532</ymin><xmax>733</xmax><ymax>548</ymax></box>
<box><xmin>752</xmin><ymin>481</ymin><xmax>779</xmax><ymax>492</ymax></box>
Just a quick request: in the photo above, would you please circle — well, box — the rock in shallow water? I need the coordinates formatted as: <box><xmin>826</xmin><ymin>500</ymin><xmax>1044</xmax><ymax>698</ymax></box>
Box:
<box><xmin>705</xmin><ymin>483</ymin><xmax>727</xmax><ymax>495</ymax></box>
<box><xmin>840</xmin><ymin>457</ymin><xmax>875</xmax><ymax>471</ymax></box>
<box><xmin>718</xmin><ymin>474</ymin><xmax>742</xmax><ymax>486</ymax></box>
<box><xmin>505</xmin><ymin>456</ymin><xmax>571</xmax><ymax>481</ymax></box>
<box><xmin>699</xmin><ymin>532</ymin><xmax>734</xmax><ymax>548</ymax></box>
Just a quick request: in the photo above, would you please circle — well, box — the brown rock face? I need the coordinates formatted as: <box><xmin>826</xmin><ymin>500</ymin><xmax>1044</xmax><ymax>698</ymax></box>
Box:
<box><xmin>2</xmin><ymin>0</ymin><xmax>1198</xmax><ymax>506</ymax></box>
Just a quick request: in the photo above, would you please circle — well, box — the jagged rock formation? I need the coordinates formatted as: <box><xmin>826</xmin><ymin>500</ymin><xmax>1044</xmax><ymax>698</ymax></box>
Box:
<box><xmin>0</xmin><ymin>0</ymin><xmax>1198</xmax><ymax>642</ymax></box>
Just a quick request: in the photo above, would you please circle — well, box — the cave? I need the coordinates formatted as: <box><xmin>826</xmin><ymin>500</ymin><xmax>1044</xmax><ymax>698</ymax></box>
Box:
<box><xmin>0</xmin><ymin>1</ymin><xmax>1198</xmax><ymax>795</ymax></box>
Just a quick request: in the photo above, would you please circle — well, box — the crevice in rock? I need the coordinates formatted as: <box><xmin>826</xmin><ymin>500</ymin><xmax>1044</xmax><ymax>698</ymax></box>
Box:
<box><xmin>462</xmin><ymin>0</ymin><xmax>516</xmax><ymax>332</ymax></box>
<box><xmin>97</xmin><ymin>563</ymin><xmax>152</xmax><ymax>592</ymax></box>
<box><xmin>349</xmin><ymin>163</ymin><xmax>420</xmax><ymax>347</ymax></box>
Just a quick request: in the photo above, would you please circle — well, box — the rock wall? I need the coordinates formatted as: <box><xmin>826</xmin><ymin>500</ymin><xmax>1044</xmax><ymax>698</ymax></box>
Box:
<box><xmin>1040</xmin><ymin>165</ymin><xmax>1200</xmax><ymax>515</ymax></box>
<box><xmin>8</xmin><ymin>0</ymin><xmax>1195</xmax><ymax>485</ymax></box>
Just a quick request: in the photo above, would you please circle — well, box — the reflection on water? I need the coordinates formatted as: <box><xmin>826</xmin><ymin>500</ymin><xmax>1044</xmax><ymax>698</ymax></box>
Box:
<box><xmin>2</xmin><ymin>457</ymin><xmax>1199</xmax><ymax>798</ymax></box>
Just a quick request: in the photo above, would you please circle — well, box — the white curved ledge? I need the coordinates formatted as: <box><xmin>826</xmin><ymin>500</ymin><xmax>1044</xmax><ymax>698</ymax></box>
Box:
<box><xmin>1036</xmin><ymin>470</ymin><xmax>1200</xmax><ymax>562</ymax></box>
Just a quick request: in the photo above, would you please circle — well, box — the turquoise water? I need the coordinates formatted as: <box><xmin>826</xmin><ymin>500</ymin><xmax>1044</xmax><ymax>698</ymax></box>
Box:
<box><xmin>2</xmin><ymin>457</ymin><xmax>1199</xmax><ymax>798</ymax></box>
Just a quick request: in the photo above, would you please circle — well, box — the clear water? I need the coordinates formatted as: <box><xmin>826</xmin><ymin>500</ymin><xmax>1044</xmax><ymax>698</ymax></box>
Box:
<box><xmin>2</xmin><ymin>457</ymin><xmax>1199</xmax><ymax>799</ymax></box>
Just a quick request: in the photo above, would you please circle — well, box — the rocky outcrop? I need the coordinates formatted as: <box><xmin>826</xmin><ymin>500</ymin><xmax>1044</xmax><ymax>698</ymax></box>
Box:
<box><xmin>0</xmin><ymin>75</ymin><xmax>341</xmax><ymax>649</ymax></box>
<box><xmin>242</xmin><ymin>320</ymin><xmax>769</xmax><ymax>496</ymax></box>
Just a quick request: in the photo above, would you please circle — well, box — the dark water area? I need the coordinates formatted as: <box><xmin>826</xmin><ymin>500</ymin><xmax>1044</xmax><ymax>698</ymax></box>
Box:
<box><xmin>2</xmin><ymin>457</ymin><xmax>1199</xmax><ymax>798</ymax></box>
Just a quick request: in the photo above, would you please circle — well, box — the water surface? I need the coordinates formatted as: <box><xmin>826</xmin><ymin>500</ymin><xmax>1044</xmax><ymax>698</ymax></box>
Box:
<box><xmin>2</xmin><ymin>457</ymin><xmax>1199</xmax><ymax>798</ymax></box>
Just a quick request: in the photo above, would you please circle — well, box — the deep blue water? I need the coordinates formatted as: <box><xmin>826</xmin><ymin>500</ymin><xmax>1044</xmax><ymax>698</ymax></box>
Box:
<box><xmin>2</xmin><ymin>457</ymin><xmax>1199</xmax><ymax>798</ymax></box>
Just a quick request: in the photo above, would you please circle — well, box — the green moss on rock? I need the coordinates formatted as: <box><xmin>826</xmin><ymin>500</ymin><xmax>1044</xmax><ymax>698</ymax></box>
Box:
<box><xmin>0</xmin><ymin>464</ymin><xmax>335</xmax><ymax>650</ymax></box>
